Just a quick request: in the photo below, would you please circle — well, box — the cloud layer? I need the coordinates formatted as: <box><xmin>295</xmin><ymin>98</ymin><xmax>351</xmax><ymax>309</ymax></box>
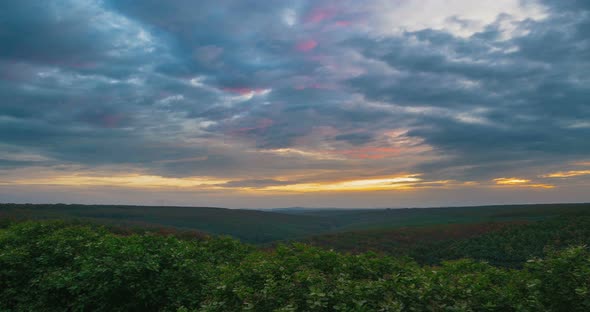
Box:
<box><xmin>0</xmin><ymin>0</ymin><xmax>589</xmax><ymax>207</ymax></box>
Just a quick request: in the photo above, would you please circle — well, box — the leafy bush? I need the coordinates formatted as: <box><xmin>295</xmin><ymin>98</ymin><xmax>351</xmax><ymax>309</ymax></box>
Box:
<box><xmin>0</xmin><ymin>221</ymin><xmax>250</xmax><ymax>311</ymax></box>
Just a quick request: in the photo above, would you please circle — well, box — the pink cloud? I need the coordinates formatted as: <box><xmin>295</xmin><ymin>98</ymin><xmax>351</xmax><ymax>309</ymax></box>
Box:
<box><xmin>305</xmin><ymin>8</ymin><xmax>336</xmax><ymax>23</ymax></box>
<box><xmin>334</xmin><ymin>20</ymin><xmax>353</xmax><ymax>27</ymax></box>
<box><xmin>296</xmin><ymin>40</ymin><xmax>318</xmax><ymax>52</ymax></box>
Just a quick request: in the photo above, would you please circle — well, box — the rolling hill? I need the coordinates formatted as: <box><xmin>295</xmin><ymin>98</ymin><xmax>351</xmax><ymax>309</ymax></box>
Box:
<box><xmin>1</xmin><ymin>202</ymin><xmax>589</xmax><ymax>244</ymax></box>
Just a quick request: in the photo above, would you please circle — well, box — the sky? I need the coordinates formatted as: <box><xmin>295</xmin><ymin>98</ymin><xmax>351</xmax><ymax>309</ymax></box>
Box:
<box><xmin>0</xmin><ymin>0</ymin><xmax>589</xmax><ymax>208</ymax></box>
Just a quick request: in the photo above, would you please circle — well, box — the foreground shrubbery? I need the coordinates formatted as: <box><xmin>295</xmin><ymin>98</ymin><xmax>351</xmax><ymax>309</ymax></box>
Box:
<box><xmin>1</xmin><ymin>221</ymin><xmax>589</xmax><ymax>311</ymax></box>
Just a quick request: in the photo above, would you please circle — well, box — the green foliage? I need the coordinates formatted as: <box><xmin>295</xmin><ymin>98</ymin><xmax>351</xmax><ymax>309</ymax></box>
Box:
<box><xmin>1</xmin><ymin>221</ymin><xmax>590</xmax><ymax>311</ymax></box>
<box><xmin>0</xmin><ymin>221</ymin><xmax>251</xmax><ymax>311</ymax></box>
<box><xmin>525</xmin><ymin>246</ymin><xmax>590</xmax><ymax>311</ymax></box>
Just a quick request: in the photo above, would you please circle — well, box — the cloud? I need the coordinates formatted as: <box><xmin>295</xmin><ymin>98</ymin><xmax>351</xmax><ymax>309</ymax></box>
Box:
<box><xmin>492</xmin><ymin>177</ymin><xmax>554</xmax><ymax>189</ymax></box>
<box><xmin>333</xmin><ymin>132</ymin><xmax>374</xmax><ymax>145</ymax></box>
<box><xmin>221</xmin><ymin>179</ymin><xmax>293</xmax><ymax>188</ymax></box>
<box><xmin>0</xmin><ymin>0</ymin><xmax>588</xmax><ymax>206</ymax></box>
<box><xmin>296</xmin><ymin>40</ymin><xmax>318</xmax><ymax>52</ymax></box>
<box><xmin>346</xmin><ymin>0</ymin><xmax>590</xmax><ymax>180</ymax></box>
<box><xmin>542</xmin><ymin>170</ymin><xmax>590</xmax><ymax>178</ymax></box>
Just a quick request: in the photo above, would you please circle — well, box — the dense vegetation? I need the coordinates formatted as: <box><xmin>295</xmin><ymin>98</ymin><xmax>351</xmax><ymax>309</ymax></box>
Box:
<box><xmin>1</xmin><ymin>220</ymin><xmax>590</xmax><ymax>311</ymax></box>
<box><xmin>2</xmin><ymin>203</ymin><xmax>590</xmax><ymax>310</ymax></box>
<box><xmin>0</xmin><ymin>204</ymin><xmax>330</xmax><ymax>243</ymax></box>
<box><xmin>412</xmin><ymin>216</ymin><xmax>590</xmax><ymax>266</ymax></box>
<box><xmin>2</xmin><ymin>203</ymin><xmax>589</xmax><ymax>243</ymax></box>
<box><xmin>305</xmin><ymin>217</ymin><xmax>590</xmax><ymax>267</ymax></box>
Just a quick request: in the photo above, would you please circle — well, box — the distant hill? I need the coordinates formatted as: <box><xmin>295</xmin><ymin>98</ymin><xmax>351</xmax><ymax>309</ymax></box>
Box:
<box><xmin>1</xmin><ymin>202</ymin><xmax>589</xmax><ymax>243</ymax></box>
<box><xmin>0</xmin><ymin>204</ymin><xmax>332</xmax><ymax>243</ymax></box>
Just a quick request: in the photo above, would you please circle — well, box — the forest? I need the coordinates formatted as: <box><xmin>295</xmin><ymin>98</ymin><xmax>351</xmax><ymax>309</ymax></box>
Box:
<box><xmin>1</xmin><ymin>203</ymin><xmax>590</xmax><ymax>311</ymax></box>
<box><xmin>304</xmin><ymin>216</ymin><xmax>590</xmax><ymax>267</ymax></box>
<box><xmin>2</xmin><ymin>203</ymin><xmax>589</xmax><ymax>243</ymax></box>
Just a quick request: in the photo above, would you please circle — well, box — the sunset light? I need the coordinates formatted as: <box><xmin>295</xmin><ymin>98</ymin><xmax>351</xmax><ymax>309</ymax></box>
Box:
<box><xmin>0</xmin><ymin>0</ymin><xmax>587</xmax><ymax>207</ymax></box>
<box><xmin>1</xmin><ymin>1</ymin><xmax>589</xmax><ymax>309</ymax></box>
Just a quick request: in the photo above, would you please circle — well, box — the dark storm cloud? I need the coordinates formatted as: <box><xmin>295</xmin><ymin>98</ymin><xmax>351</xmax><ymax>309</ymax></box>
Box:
<box><xmin>0</xmin><ymin>0</ymin><xmax>588</xmax><ymax>187</ymax></box>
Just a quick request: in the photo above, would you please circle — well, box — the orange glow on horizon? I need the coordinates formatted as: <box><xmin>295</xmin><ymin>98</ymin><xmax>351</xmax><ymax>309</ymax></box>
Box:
<box><xmin>493</xmin><ymin>177</ymin><xmax>554</xmax><ymax>189</ymax></box>
<box><xmin>262</xmin><ymin>174</ymin><xmax>433</xmax><ymax>193</ymax></box>
<box><xmin>542</xmin><ymin>170</ymin><xmax>590</xmax><ymax>178</ymax></box>
<box><xmin>493</xmin><ymin>177</ymin><xmax>531</xmax><ymax>185</ymax></box>
<box><xmin>3</xmin><ymin>172</ymin><xmax>429</xmax><ymax>193</ymax></box>
<box><xmin>5</xmin><ymin>174</ymin><xmax>230</xmax><ymax>189</ymax></box>
<box><xmin>2</xmin><ymin>170</ymin><xmax>563</xmax><ymax>194</ymax></box>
